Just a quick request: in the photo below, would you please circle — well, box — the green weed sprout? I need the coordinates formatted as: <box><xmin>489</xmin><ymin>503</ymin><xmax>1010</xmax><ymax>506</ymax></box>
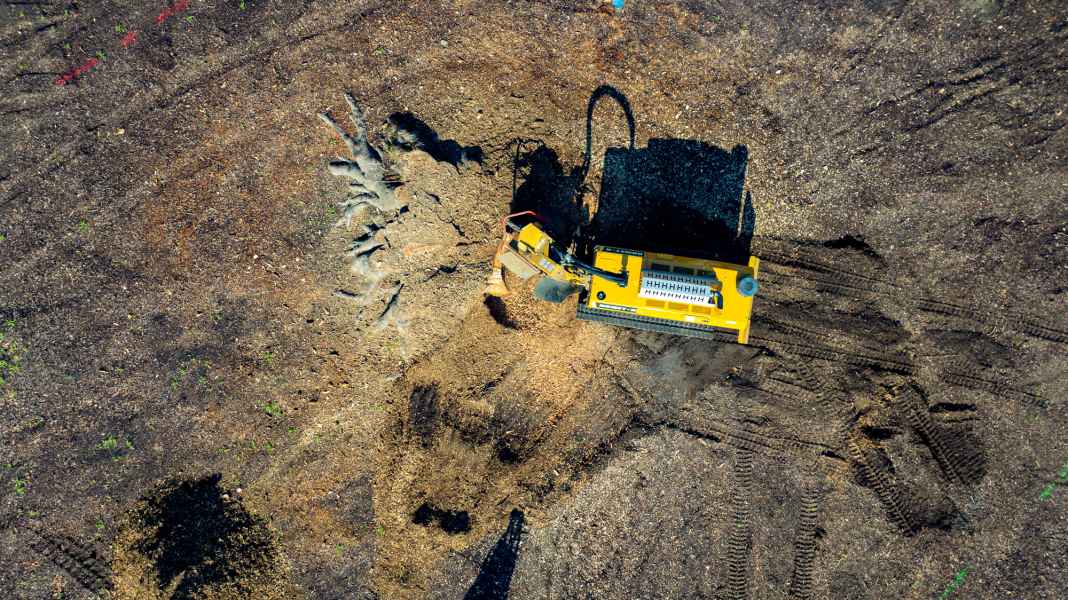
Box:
<box><xmin>1040</xmin><ymin>483</ymin><xmax>1056</xmax><ymax>501</ymax></box>
<box><xmin>938</xmin><ymin>567</ymin><xmax>968</xmax><ymax>599</ymax></box>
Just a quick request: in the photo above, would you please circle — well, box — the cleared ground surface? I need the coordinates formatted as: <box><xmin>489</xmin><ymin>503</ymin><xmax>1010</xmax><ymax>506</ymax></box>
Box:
<box><xmin>1</xmin><ymin>1</ymin><xmax>1067</xmax><ymax>599</ymax></box>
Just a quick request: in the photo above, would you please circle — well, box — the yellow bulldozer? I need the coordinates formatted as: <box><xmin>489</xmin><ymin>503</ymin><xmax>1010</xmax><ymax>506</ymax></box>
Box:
<box><xmin>485</xmin><ymin>211</ymin><xmax>760</xmax><ymax>344</ymax></box>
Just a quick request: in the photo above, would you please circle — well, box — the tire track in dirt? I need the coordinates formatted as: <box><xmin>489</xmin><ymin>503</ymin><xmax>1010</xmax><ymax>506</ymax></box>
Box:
<box><xmin>847</xmin><ymin>435</ymin><xmax>915</xmax><ymax>536</ymax></box>
<box><xmin>758</xmin><ymin>372</ymin><xmax>824</xmax><ymax>406</ymax></box>
<box><xmin>781</xmin><ymin>360</ymin><xmax>836</xmax><ymax>405</ymax></box>
<box><xmin>779</xmin><ymin>360</ymin><xmax>861</xmax><ymax>441</ymax></box>
<box><xmin>902</xmin><ymin>35</ymin><xmax>1065</xmax><ymax>136</ymax></box>
<box><xmin>832</xmin><ymin>25</ymin><xmax>1067</xmax><ymax>162</ymax></box>
<box><xmin>750</xmin><ymin>249</ymin><xmax>1057</xmax><ymax>410</ymax></box>
<box><xmin>725</xmin><ymin>449</ymin><xmax>754</xmax><ymax>600</ymax></box>
<box><xmin>895</xmin><ymin>385</ymin><xmax>984</xmax><ymax>486</ymax></box>
<box><xmin>0</xmin><ymin>1</ymin><xmax>387</xmax><ymax>208</ymax></box>
<box><xmin>25</xmin><ymin>526</ymin><xmax>112</xmax><ymax>594</ymax></box>
<box><xmin>748</xmin><ymin>332</ymin><xmax>915</xmax><ymax>374</ymax></box>
<box><xmin>760</xmin><ymin>313</ymin><xmax>896</xmax><ymax>357</ymax></box>
<box><xmin>917</xmin><ymin>298</ymin><xmax>1068</xmax><ymax>345</ymax></box>
<box><xmin>757</xmin><ymin>248</ymin><xmax>899</xmax><ymax>291</ymax></box>
<box><xmin>605</xmin><ymin>310</ymin><xmax>915</xmax><ymax>377</ymax></box>
<box><xmin>669</xmin><ymin>412</ymin><xmax>835</xmax><ymax>462</ymax></box>
<box><xmin>779</xmin><ymin>358</ymin><xmax>857</xmax><ymax>476</ymax></box>
<box><xmin>940</xmin><ymin>369</ymin><xmax>1048</xmax><ymax>409</ymax></box>
<box><xmin>731</xmin><ymin>378</ymin><xmax>810</xmax><ymax>405</ymax></box>
<box><xmin>787</xmin><ymin>480</ymin><xmax>825</xmax><ymax>600</ymax></box>
<box><xmin>761</xmin><ymin>248</ymin><xmax>1068</xmax><ymax>347</ymax></box>
<box><xmin>759</xmin><ymin>268</ymin><xmax>894</xmax><ymax>304</ymax></box>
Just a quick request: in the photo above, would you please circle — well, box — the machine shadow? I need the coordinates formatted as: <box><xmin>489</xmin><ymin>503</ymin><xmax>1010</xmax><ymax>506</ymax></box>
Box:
<box><xmin>509</xmin><ymin>85</ymin><xmax>755</xmax><ymax>265</ymax></box>
<box><xmin>508</xmin><ymin>140</ymin><xmax>591</xmax><ymax>251</ymax></box>
<box><xmin>591</xmin><ymin>139</ymin><xmax>754</xmax><ymax>264</ymax></box>
<box><xmin>463</xmin><ymin>509</ymin><xmax>525</xmax><ymax>600</ymax></box>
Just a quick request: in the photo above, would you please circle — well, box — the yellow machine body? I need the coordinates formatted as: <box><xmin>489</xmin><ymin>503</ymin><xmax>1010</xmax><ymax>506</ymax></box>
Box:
<box><xmin>500</xmin><ymin>223</ymin><xmax>587</xmax><ymax>285</ymax></box>
<box><xmin>579</xmin><ymin>246</ymin><xmax>760</xmax><ymax>344</ymax></box>
<box><xmin>493</xmin><ymin>221</ymin><xmax>760</xmax><ymax>344</ymax></box>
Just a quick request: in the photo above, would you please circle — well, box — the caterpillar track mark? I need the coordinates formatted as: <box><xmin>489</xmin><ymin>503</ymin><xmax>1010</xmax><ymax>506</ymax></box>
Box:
<box><xmin>782</xmin><ymin>359</ymin><xmax>850</xmax><ymax>413</ymax></box>
<box><xmin>1017</xmin><ymin>319</ymin><xmax>1068</xmax><ymax>344</ymax></box>
<box><xmin>765</xmin><ymin>373</ymin><xmax>825</xmax><ymax>405</ymax></box>
<box><xmin>760</xmin><ymin>269</ymin><xmax>888</xmax><ymax>303</ymax></box>
<box><xmin>917</xmin><ymin>300</ymin><xmax>1068</xmax><ymax>345</ymax></box>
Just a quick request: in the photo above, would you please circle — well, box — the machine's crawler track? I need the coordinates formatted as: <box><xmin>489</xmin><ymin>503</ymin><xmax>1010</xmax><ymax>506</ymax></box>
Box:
<box><xmin>576</xmin><ymin>304</ymin><xmax>740</xmax><ymax>341</ymax></box>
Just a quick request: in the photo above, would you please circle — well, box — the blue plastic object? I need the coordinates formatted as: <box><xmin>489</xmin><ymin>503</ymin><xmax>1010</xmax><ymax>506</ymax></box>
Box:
<box><xmin>612</xmin><ymin>0</ymin><xmax>624</xmax><ymax>9</ymax></box>
<box><xmin>737</xmin><ymin>275</ymin><xmax>759</xmax><ymax>297</ymax></box>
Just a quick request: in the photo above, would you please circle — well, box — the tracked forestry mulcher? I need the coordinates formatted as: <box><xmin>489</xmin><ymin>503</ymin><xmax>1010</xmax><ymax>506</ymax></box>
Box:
<box><xmin>485</xmin><ymin>211</ymin><xmax>760</xmax><ymax>344</ymax></box>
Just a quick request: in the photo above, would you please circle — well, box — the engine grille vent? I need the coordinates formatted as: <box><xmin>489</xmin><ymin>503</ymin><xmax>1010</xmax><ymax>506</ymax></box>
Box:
<box><xmin>638</xmin><ymin>270</ymin><xmax>718</xmax><ymax>305</ymax></box>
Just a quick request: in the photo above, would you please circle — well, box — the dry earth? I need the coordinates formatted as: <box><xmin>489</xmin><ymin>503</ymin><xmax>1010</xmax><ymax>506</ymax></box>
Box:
<box><xmin>1</xmin><ymin>1</ymin><xmax>1067</xmax><ymax>599</ymax></box>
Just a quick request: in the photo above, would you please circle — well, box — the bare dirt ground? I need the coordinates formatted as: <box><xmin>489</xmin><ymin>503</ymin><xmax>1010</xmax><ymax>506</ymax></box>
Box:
<box><xmin>1</xmin><ymin>1</ymin><xmax>1067</xmax><ymax>599</ymax></box>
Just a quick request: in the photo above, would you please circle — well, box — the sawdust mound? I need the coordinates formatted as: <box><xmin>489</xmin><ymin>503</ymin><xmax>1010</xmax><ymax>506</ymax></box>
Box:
<box><xmin>111</xmin><ymin>474</ymin><xmax>287</xmax><ymax>600</ymax></box>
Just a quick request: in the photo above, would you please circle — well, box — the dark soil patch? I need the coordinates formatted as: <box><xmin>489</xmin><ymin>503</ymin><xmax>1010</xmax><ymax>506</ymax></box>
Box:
<box><xmin>409</xmin><ymin>384</ymin><xmax>440</xmax><ymax>445</ymax></box>
<box><xmin>411</xmin><ymin>503</ymin><xmax>471</xmax><ymax>535</ymax></box>
<box><xmin>821</xmin><ymin>235</ymin><xmax>882</xmax><ymax>261</ymax></box>
<box><xmin>116</xmin><ymin>474</ymin><xmax>284</xmax><ymax>599</ymax></box>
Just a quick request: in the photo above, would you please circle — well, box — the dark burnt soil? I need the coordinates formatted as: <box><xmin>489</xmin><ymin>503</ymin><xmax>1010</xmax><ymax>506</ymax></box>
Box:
<box><xmin>111</xmin><ymin>474</ymin><xmax>288</xmax><ymax>599</ymax></box>
<box><xmin>1</xmin><ymin>1</ymin><xmax>1067</xmax><ymax>600</ymax></box>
